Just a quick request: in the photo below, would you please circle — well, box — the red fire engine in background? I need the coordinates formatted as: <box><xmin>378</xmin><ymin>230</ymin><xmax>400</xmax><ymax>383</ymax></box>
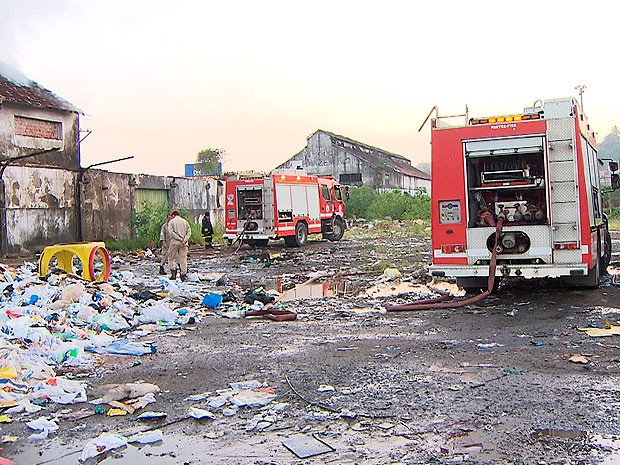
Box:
<box><xmin>224</xmin><ymin>169</ymin><xmax>347</xmax><ymax>247</ymax></box>
<box><xmin>428</xmin><ymin>97</ymin><xmax>618</xmax><ymax>290</ymax></box>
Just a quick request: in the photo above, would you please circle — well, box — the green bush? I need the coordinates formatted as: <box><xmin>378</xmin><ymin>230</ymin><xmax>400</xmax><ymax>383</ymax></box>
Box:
<box><xmin>346</xmin><ymin>186</ymin><xmax>378</xmax><ymax>219</ymax></box>
<box><xmin>347</xmin><ymin>187</ymin><xmax>430</xmax><ymax>221</ymax></box>
<box><xmin>132</xmin><ymin>202</ymin><xmax>170</xmax><ymax>245</ymax></box>
<box><xmin>603</xmin><ymin>187</ymin><xmax>620</xmax><ymax>221</ymax></box>
<box><xmin>108</xmin><ymin>202</ymin><xmax>211</xmax><ymax>251</ymax></box>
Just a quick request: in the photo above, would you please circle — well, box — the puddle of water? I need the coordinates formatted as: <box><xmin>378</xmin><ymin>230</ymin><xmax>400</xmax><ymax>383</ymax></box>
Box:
<box><xmin>531</xmin><ymin>428</ymin><xmax>587</xmax><ymax>440</ymax></box>
<box><xmin>7</xmin><ymin>432</ymin><xmax>288</xmax><ymax>464</ymax></box>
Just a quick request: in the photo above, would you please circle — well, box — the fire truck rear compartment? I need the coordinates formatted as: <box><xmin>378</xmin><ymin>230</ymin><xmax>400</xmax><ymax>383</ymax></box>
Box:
<box><xmin>465</xmin><ymin>136</ymin><xmax>548</xmax><ymax>262</ymax></box>
<box><xmin>237</xmin><ymin>187</ymin><xmax>264</xmax><ymax>232</ymax></box>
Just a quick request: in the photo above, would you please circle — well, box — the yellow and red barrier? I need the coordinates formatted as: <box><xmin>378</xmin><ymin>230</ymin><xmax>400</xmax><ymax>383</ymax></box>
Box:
<box><xmin>38</xmin><ymin>242</ymin><xmax>111</xmax><ymax>282</ymax></box>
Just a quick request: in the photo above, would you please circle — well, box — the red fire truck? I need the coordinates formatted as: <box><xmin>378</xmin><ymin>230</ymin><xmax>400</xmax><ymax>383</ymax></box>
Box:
<box><xmin>428</xmin><ymin>97</ymin><xmax>617</xmax><ymax>289</ymax></box>
<box><xmin>224</xmin><ymin>169</ymin><xmax>347</xmax><ymax>247</ymax></box>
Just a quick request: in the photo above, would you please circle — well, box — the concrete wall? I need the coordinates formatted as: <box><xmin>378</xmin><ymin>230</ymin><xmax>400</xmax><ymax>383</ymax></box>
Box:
<box><xmin>0</xmin><ymin>165</ymin><xmax>224</xmax><ymax>256</ymax></box>
<box><xmin>79</xmin><ymin>169</ymin><xmax>135</xmax><ymax>242</ymax></box>
<box><xmin>3</xmin><ymin>165</ymin><xmax>77</xmax><ymax>255</ymax></box>
<box><xmin>80</xmin><ymin>171</ymin><xmax>225</xmax><ymax>243</ymax></box>
<box><xmin>0</xmin><ymin>102</ymin><xmax>80</xmax><ymax>169</ymax></box>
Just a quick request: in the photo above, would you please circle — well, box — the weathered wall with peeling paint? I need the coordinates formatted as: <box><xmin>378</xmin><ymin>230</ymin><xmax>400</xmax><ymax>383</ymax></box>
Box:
<box><xmin>0</xmin><ymin>165</ymin><xmax>223</xmax><ymax>256</ymax></box>
<box><xmin>3</xmin><ymin>165</ymin><xmax>77</xmax><ymax>255</ymax></box>
<box><xmin>79</xmin><ymin>170</ymin><xmax>134</xmax><ymax>242</ymax></box>
<box><xmin>79</xmin><ymin>171</ymin><xmax>225</xmax><ymax>244</ymax></box>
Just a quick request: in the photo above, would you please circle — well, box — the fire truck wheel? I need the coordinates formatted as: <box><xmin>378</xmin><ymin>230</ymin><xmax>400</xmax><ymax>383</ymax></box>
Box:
<box><xmin>328</xmin><ymin>218</ymin><xmax>345</xmax><ymax>242</ymax></box>
<box><xmin>286</xmin><ymin>222</ymin><xmax>308</xmax><ymax>247</ymax></box>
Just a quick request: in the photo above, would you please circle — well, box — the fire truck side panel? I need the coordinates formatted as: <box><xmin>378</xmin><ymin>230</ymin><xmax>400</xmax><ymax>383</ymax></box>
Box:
<box><xmin>273</xmin><ymin>182</ymin><xmax>322</xmax><ymax>235</ymax></box>
<box><xmin>430</xmin><ymin>127</ymin><xmax>468</xmax><ymax>265</ymax></box>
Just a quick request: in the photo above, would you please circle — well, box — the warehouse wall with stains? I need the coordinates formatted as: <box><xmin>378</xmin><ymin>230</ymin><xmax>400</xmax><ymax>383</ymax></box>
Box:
<box><xmin>3</xmin><ymin>165</ymin><xmax>77</xmax><ymax>255</ymax></box>
<box><xmin>1</xmin><ymin>165</ymin><xmax>223</xmax><ymax>256</ymax></box>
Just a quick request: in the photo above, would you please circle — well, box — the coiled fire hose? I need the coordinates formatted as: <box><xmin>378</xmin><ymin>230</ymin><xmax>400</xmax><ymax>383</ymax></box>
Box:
<box><xmin>386</xmin><ymin>218</ymin><xmax>504</xmax><ymax>312</ymax></box>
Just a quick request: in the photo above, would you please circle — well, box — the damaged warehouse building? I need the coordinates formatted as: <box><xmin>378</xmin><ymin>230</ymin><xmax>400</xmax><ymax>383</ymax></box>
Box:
<box><xmin>277</xmin><ymin>129</ymin><xmax>430</xmax><ymax>195</ymax></box>
<box><xmin>0</xmin><ymin>66</ymin><xmax>222</xmax><ymax>257</ymax></box>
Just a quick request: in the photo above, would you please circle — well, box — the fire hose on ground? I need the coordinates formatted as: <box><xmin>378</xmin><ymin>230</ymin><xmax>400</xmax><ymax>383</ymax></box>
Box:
<box><xmin>386</xmin><ymin>218</ymin><xmax>504</xmax><ymax>312</ymax></box>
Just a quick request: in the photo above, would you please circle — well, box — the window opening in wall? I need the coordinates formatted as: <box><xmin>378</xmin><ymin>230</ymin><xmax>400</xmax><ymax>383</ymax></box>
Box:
<box><xmin>14</xmin><ymin>116</ymin><xmax>62</xmax><ymax>140</ymax></box>
<box><xmin>339</xmin><ymin>173</ymin><xmax>362</xmax><ymax>185</ymax></box>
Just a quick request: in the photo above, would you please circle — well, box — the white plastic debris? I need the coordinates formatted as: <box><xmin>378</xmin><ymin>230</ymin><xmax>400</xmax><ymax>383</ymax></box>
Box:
<box><xmin>128</xmin><ymin>429</ymin><xmax>163</xmax><ymax>444</ymax></box>
<box><xmin>137</xmin><ymin>303</ymin><xmax>178</xmax><ymax>324</ymax></box>
<box><xmin>102</xmin><ymin>382</ymin><xmax>160</xmax><ymax>403</ymax></box>
<box><xmin>137</xmin><ymin>411</ymin><xmax>167</xmax><ymax>420</ymax></box>
<box><xmin>26</xmin><ymin>417</ymin><xmax>59</xmax><ymax>440</ymax></box>
<box><xmin>80</xmin><ymin>432</ymin><xmax>128</xmax><ymax>461</ymax></box>
<box><xmin>382</xmin><ymin>268</ymin><xmax>402</xmax><ymax>280</ymax></box>
<box><xmin>188</xmin><ymin>407</ymin><xmax>216</xmax><ymax>420</ymax></box>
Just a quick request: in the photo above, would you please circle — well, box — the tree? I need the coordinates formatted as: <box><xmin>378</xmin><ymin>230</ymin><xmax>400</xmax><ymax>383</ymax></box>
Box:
<box><xmin>195</xmin><ymin>148</ymin><xmax>225</xmax><ymax>176</ymax></box>
<box><xmin>598</xmin><ymin>127</ymin><xmax>620</xmax><ymax>162</ymax></box>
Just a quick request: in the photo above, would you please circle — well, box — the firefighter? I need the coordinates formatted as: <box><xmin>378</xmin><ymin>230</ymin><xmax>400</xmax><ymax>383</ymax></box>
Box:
<box><xmin>158</xmin><ymin>213</ymin><xmax>172</xmax><ymax>275</ymax></box>
<box><xmin>202</xmin><ymin>213</ymin><xmax>214</xmax><ymax>249</ymax></box>
<box><xmin>166</xmin><ymin>209</ymin><xmax>191</xmax><ymax>281</ymax></box>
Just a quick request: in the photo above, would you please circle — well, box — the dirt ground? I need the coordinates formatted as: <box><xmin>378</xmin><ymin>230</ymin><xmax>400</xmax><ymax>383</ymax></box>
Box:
<box><xmin>3</xmin><ymin>227</ymin><xmax>620</xmax><ymax>465</ymax></box>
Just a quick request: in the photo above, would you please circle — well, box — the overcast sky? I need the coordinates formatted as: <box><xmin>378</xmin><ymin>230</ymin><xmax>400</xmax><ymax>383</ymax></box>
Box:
<box><xmin>1</xmin><ymin>0</ymin><xmax>618</xmax><ymax>176</ymax></box>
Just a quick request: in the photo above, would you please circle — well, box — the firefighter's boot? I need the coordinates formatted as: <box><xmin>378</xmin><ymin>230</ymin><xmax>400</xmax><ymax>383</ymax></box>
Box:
<box><xmin>180</xmin><ymin>274</ymin><xmax>188</xmax><ymax>282</ymax></box>
<box><xmin>170</xmin><ymin>270</ymin><xmax>177</xmax><ymax>280</ymax></box>
<box><xmin>158</xmin><ymin>265</ymin><xmax>165</xmax><ymax>275</ymax></box>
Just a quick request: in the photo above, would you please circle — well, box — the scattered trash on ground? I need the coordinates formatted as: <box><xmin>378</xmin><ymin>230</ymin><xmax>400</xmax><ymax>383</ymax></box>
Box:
<box><xmin>568</xmin><ymin>354</ymin><xmax>590</xmax><ymax>364</ymax></box>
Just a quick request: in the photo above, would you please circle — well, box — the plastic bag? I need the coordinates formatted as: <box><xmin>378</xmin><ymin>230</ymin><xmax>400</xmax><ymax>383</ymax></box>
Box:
<box><xmin>202</xmin><ymin>292</ymin><xmax>222</xmax><ymax>308</ymax></box>
<box><xmin>80</xmin><ymin>432</ymin><xmax>128</xmax><ymax>462</ymax></box>
<box><xmin>137</xmin><ymin>303</ymin><xmax>177</xmax><ymax>324</ymax></box>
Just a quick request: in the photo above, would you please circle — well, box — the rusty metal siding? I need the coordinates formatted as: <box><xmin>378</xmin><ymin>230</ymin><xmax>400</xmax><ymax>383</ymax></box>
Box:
<box><xmin>80</xmin><ymin>171</ymin><xmax>225</xmax><ymax>243</ymax></box>
<box><xmin>170</xmin><ymin>177</ymin><xmax>212</xmax><ymax>224</ymax></box>
<box><xmin>135</xmin><ymin>189</ymin><xmax>169</xmax><ymax>212</ymax></box>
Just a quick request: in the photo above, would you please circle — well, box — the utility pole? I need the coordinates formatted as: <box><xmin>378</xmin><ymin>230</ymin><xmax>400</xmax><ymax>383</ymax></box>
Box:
<box><xmin>575</xmin><ymin>84</ymin><xmax>587</xmax><ymax>110</ymax></box>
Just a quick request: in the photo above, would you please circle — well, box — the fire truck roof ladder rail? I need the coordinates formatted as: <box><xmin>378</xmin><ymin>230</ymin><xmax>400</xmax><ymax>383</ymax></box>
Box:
<box><xmin>418</xmin><ymin>105</ymin><xmax>470</xmax><ymax>132</ymax></box>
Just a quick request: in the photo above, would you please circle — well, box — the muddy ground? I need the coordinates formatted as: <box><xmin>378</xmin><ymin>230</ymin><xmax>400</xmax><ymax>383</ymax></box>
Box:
<box><xmin>3</xmin><ymin>227</ymin><xmax>620</xmax><ymax>465</ymax></box>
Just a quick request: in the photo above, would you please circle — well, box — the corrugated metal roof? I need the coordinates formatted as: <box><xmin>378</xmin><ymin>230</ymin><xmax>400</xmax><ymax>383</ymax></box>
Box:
<box><xmin>0</xmin><ymin>71</ymin><xmax>81</xmax><ymax>114</ymax></box>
